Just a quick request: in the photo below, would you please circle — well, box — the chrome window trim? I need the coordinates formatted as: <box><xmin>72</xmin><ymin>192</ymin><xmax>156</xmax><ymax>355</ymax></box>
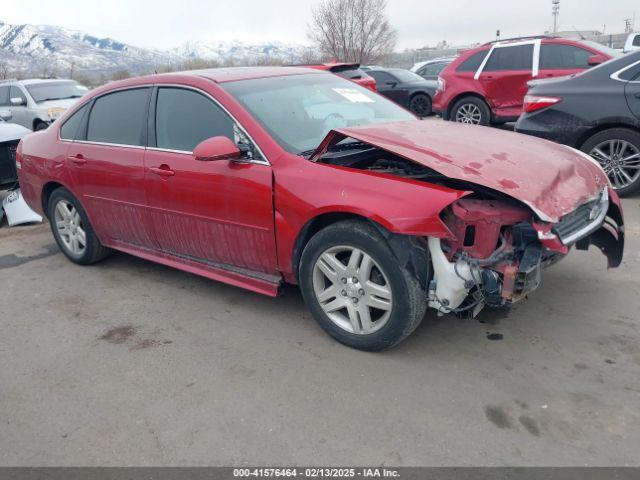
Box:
<box><xmin>58</xmin><ymin>83</ymin><xmax>272</xmax><ymax>166</ymax></box>
<box><xmin>610</xmin><ymin>60</ymin><xmax>640</xmax><ymax>83</ymax></box>
<box><xmin>474</xmin><ymin>39</ymin><xmax>540</xmax><ymax>80</ymax></box>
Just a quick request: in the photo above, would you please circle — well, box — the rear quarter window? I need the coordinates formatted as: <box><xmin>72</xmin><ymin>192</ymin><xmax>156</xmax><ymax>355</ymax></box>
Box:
<box><xmin>60</xmin><ymin>103</ymin><xmax>90</xmax><ymax>140</ymax></box>
<box><xmin>617</xmin><ymin>62</ymin><xmax>640</xmax><ymax>81</ymax></box>
<box><xmin>456</xmin><ymin>51</ymin><xmax>489</xmax><ymax>72</ymax></box>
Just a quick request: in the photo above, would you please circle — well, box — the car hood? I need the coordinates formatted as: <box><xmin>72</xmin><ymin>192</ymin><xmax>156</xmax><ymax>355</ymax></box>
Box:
<box><xmin>0</xmin><ymin>122</ymin><xmax>30</xmax><ymax>142</ymax></box>
<box><xmin>36</xmin><ymin>98</ymin><xmax>80</xmax><ymax>110</ymax></box>
<box><xmin>325</xmin><ymin>120</ymin><xmax>608</xmax><ymax>223</ymax></box>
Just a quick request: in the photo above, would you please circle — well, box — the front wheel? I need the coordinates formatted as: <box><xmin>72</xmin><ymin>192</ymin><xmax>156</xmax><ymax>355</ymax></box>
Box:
<box><xmin>409</xmin><ymin>93</ymin><xmax>432</xmax><ymax>117</ymax></box>
<box><xmin>450</xmin><ymin>97</ymin><xmax>490</xmax><ymax>126</ymax></box>
<box><xmin>582</xmin><ymin>128</ymin><xmax>640</xmax><ymax>197</ymax></box>
<box><xmin>299</xmin><ymin>220</ymin><xmax>427</xmax><ymax>351</ymax></box>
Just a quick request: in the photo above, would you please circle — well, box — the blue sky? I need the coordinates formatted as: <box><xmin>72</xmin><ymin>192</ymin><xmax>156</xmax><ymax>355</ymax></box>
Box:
<box><xmin>2</xmin><ymin>0</ymin><xmax>638</xmax><ymax>50</ymax></box>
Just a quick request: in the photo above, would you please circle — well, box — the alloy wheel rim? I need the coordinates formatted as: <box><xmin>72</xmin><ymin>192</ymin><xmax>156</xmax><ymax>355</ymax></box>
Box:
<box><xmin>312</xmin><ymin>245</ymin><xmax>393</xmax><ymax>335</ymax></box>
<box><xmin>54</xmin><ymin>200</ymin><xmax>87</xmax><ymax>256</ymax></box>
<box><xmin>455</xmin><ymin>104</ymin><xmax>482</xmax><ymax>124</ymax></box>
<box><xmin>411</xmin><ymin>97</ymin><xmax>430</xmax><ymax>116</ymax></box>
<box><xmin>590</xmin><ymin>139</ymin><xmax>640</xmax><ymax>190</ymax></box>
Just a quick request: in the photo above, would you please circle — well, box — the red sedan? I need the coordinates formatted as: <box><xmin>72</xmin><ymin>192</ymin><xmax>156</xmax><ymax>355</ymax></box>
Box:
<box><xmin>17</xmin><ymin>67</ymin><xmax>624</xmax><ymax>351</ymax></box>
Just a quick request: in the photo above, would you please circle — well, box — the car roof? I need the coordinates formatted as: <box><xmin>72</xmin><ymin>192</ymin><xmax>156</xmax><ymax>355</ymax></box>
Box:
<box><xmin>13</xmin><ymin>78</ymin><xmax>77</xmax><ymax>85</ymax></box>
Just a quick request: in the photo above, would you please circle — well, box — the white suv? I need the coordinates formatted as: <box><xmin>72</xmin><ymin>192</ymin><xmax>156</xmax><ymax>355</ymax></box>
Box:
<box><xmin>0</xmin><ymin>79</ymin><xmax>88</xmax><ymax>131</ymax></box>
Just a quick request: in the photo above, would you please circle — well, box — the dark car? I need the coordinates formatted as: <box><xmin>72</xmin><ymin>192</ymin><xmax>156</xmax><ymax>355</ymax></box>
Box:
<box><xmin>516</xmin><ymin>51</ymin><xmax>640</xmax><ymax>196</ymax></box>
<box><xmin>366</xmin><ymin>68</ymin><xmax>437</xmax><ymax>117</ymax></box>
<box><xmin>296</xmin><ymin>63</ymin><xmax>377</xmax><ymax>92</ymax></box>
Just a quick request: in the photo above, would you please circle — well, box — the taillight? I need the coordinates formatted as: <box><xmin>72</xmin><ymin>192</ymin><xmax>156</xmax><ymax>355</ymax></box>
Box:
<box><xmin>437</xmin><ymin>76</ymin><xmax>445</xmax><ymax>92</ymax></box>
<box><xmin>523</xmin><ymin>95</ymin><xmax>562</xmax><ymax>113</ymax></box>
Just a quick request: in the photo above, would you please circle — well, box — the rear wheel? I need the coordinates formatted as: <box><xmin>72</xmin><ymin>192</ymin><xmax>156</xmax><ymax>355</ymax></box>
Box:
<box><xmin>582</xmin><ymin>128</ymin><xmax>640</xmax><ymax>197</ymax></box>
<box><xmin>409</xmin><ymin>93</ymin><xmax>432</xmax><ymax>117</ymax></box>
<box><xmin>299</xmin><ymin>220</ymin><xmax>427</xmax><ymax>351</ymax></box>
<box><xmin>48</xmin><ymin>188</ymin><xmax>110</xmax><ymax>265</ymax></box>
<box><xmin>450</xmin><ymin>96</ymin><xmax>490</xmax><ymax>126</ymax></box>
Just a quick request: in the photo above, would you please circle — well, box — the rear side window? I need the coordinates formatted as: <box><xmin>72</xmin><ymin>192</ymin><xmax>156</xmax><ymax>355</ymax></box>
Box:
<box><xmin>456</xmin><ymin>51</ymin><xmax>488</xmax><ymax>72</ymax></box>
<box><xmin>484</xmin><ymin>44</ymin><xmax>534</xmax><ymax>71</ymax></box>
<box><xmin>618</xmin><ymin>62</ymin><xmax>640</xmax><ymax>81</ymax></box>
<box><xmin>419</xmin><ymin>62</ymin><xmax>448</xmax><ymax>77</ymax></box>
<box><xmin>155</xmin><ymin>87</ymin><xmax>235</xmax><ymax>152</ymax></box>
<box><xmin>60</xmin><ymin>103</ymin><xmax>90</xmax><ymax>140</ymax></box>
<box><xmin>634</xmin><ymin>35</ymin><xmax>640</xmax><ymax>47</ymax></box>
<box><xmin>540</xmin><ymin>44</ymin><xmax>592</xmax><ymax>69</ymax></box>
<box><xmin>87</xmin><ymin>88</ymin><xmax>150</xmax><ymax>146</ymax></box>
<box><xmin>0</xmin><ymin>86</ymin><xmax>9</xmax><ymax>106</ymax></box>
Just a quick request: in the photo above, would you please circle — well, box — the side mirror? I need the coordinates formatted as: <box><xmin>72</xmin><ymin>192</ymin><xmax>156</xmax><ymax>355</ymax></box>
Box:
<box><xmin>10</xmin><ymin>97</ymin><xmax>26</xmax><ymax>106</ymax></box>
<box><xmin>588</xmin><ymin>54</ymin><xmax>607</xmax><ymax>66</ymax></box>
<box><xmin>0</xmin><ymin>109</ymin><xmax>12</xmax><ymax>121</ymax></box>
<box><xmin>193</xmin><ymin>136</ymin><xmax>242</xmax><ymax>161</ymax></box>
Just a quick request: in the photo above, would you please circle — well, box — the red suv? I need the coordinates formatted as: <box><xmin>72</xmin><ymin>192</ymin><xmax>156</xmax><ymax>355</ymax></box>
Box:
<box><xmin>433</xmin><ymin>36</ymin><xmax>615</xmax><ymax>125</ymax></box>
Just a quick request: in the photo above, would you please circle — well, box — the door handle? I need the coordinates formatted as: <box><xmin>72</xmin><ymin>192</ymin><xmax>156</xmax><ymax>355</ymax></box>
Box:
<box><xmin>67</xmin><ymin>154</ymin><xmax>87</xmax><ymax>165</ymax></box>
<box><xmin>149</xmin><ymin>165</ymin><xmax>175</xmax><ymax>177</ymax></box>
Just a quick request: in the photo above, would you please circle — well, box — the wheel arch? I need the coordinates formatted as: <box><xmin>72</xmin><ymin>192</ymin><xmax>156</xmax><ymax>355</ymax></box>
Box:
<box><xmin>446</xmin><ymin>92</ymin><xmax>489</xmax><ymax>119</ymax></box>
<box><xmin>41</xmin><ymin>181</ymin><xmax>67</xmax><ymax>218</ymax></box>
<box><xmin>576</xmin><ymin>122</ymin><xmax>640</xmax><ymax>149</ymax></box>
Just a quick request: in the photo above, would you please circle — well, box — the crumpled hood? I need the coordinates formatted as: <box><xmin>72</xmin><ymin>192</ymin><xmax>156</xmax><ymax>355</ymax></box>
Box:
<box><xmin>329</xmin><ymin>120</ymin><xmax>608</xmax><ymax>223</ymax></box>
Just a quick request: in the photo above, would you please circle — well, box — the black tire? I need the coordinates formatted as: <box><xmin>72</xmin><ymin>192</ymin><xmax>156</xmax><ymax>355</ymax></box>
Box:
<box><xmin>47</xmin><ymin>187</ymin><xmax>111</xmax><ymax>265</ymax></box>
<box><xmin>450</xmin><ymin>96</ymin><xmax>491</xmax><ymax>126</ymax></box>
<box><xmin>34</xmin><ymin>121</ymin><xmax>49</xmax><ymax>131</ymax></box>
<box><xmin>409</xmin><ymin>93</ymin><xmax>432</xmax><ymax>117</ymax></box>
<box><xmin>299</xmin><ymin>220</ymin><xmax>427</xmax><ymax>351</ymax></box>
<box><xmin>581</xmin><ymin>128</ymin><xmax>640</xmax><ymax>197</ymax></box>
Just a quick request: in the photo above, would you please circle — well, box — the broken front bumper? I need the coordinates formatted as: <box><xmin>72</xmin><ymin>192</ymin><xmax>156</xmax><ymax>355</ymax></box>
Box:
<box><xmin>427</xmin><ymin>187</ymin><xmax>624</xmax><ymax>316</ymax></box>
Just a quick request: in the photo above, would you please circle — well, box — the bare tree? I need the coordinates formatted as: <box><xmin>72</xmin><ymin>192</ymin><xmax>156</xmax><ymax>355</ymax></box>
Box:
<box><xmin>307</xmin><ymin>0</ymin><xmax>397</xmax><ymax>64</ymax></box>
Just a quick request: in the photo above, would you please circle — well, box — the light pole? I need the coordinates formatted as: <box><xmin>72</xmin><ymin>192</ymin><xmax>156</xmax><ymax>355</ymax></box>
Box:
<box><xmin>552</xmin><ymin>0</ymin><xmax>560</xmax><ymax>34</ymax></box>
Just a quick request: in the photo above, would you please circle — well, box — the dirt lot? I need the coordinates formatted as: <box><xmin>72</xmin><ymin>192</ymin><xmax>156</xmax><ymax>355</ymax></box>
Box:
<box><xmin>1</xmin><ymin>196</ymin><xmax>639</xmax><ymax>466</ymax></box>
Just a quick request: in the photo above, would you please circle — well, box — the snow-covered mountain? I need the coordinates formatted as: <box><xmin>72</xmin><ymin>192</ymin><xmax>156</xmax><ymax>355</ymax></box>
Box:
<box><xmin>172</xmin><ymin>39</ymin><xmax>310</xmax><ymax>64</ymax></box>
<box><xmin>0</xmin><ymin>20</ymin><xmax>311</xmax><ymax>76</ymax></box>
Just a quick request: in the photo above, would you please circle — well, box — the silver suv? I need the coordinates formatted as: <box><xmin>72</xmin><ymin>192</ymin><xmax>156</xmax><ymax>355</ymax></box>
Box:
<box><xmin>0</xmin><ymin>79</ymin><xmax>88</xmax><ymax>131</ymax></box>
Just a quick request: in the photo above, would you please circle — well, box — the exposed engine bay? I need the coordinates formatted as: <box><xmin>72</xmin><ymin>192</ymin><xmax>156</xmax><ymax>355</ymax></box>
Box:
<box><xmin>315</xmin><ymin>140</ymin><xmax>625</xmax><ymax>317</ymax></box>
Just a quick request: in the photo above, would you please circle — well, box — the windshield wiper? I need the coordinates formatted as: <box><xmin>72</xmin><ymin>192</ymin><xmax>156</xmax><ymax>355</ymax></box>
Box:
<box><xmin>38</xmin><ymin>95</ymin><xmax>82</xmax><ymax>102</ymax></box>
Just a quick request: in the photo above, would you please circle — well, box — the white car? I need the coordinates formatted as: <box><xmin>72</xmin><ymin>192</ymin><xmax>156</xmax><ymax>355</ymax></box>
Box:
<box><xmin>0</xmin><ymin>109</ymin><xmax>30</xmax><ymax>189</ymax></box>
<box><xmin>0</xmin><ymin>79</ymin><xmax>88</xmax><ymax>131</ymax></box>
<box><xmin>410</xmin><ymin>57</ymin><xmax>456</xmax><ymax>80</ymax></box>
<box><xmin>624</xmin><ymin>33</ymin><xmax>640</xmax><ymax>53</ymax></box>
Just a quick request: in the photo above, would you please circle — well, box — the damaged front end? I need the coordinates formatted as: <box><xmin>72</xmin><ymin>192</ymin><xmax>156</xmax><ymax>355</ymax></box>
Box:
<box><xmin>427</xmin><ymin>187</ymin><xmax>623</xmax><ymax>317</ymax></box>
<box><xmin>311</xmin><ymin>126</ymin><xmax>625</xmax><ymax>318</ymax></box>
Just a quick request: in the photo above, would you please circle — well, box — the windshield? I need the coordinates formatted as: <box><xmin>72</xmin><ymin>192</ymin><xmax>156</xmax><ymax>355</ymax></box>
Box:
<box><xmin>222</xmin><ymin>73</ymin><xmax>415</xmax><ymax>154</ymax></box>
<box><xmin>25</xmin><ymin>81</ymin><xmax>88</xmax><ymax>103</ymax></box>
<box><xmin>389</xmin><ymin>69</ymin><xmax>425</xmax><ymax>83</ymax></box>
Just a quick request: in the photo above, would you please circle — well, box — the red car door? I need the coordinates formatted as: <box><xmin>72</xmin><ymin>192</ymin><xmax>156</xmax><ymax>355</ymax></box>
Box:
<box><xmin>537</xmin><ymin>42</ymin><xmax>600</xmax><ymax>79</ymax></box>
<box><xmin>477</xmin><ymin>42</ymin><xmax>535</xmax><ymax>117</ymax></box>
<box><xmin>144</xmin><ymin>86</ymin><xmax>278</xmax><ymax>275</ymax></box>
<box><xmin>66</xmin><ymin>87</ymin><xmax>156</xmax><ymax>248</ymax></box>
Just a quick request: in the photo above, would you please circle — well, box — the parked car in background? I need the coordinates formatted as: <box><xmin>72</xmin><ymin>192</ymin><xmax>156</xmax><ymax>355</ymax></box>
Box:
<box><xmin>411</xmin><ymin>57</ymin><xmax>456</xmax><ymax>80</ymax></box>
<box><xmin>0</xmin><ymin>109</ymin><xmax>30</xmax><ymax>189</ymax></box>
<box><xmin>0</xmin><ymin>79</ymin><xmax>88</xmax><ymax>131</ymax></box>
<box><xmin>516</xmin><ymin>51</ymin><xmax>640</xmax><ymax>196</ymax></box>
<box><xmin>624</xmin><ymin>33</ymin><xmax>640</xmax><ymax>53</ymax></box>
<box><xmin>296</xmin><ymin>63</ymin><xmax>377</xmax><ymax>91</ymax></box>
<box><xmin>17</xmin><ymin>67</ymin><xmax>624</xmax><ymax>351</ymax></box>
<box><xmin>366</xmin><ymin>67</ymin><xmax>436</xmax><ymax>117</ymax></box>
<box><xmin>433</xmin><ymin>36</ymin><xmax>617</xmax><ymax>125</ymax></box>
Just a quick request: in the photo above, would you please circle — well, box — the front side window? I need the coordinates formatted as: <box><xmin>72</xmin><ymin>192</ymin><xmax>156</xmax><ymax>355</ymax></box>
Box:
<box><xmin>60</xmin><ymin>103</ymin><xmax>90</xmax><ymax>140</ymax></box>
<box><xmin>0</xmin><ymin>86</ymin><xmax>9</xmax><ymax>107</ymax></box>
<box><xmin>155</xmin><ymin>87</ymin><xmax>235</xmax><ymax>152</ymax></box>
<box><xmin>540</xmin><ymin>44</ymin><xmax>592</xmax><ymax>69</ymax></box>
<box><xmin>9</xmin><ymin>86</ymin><xmax>27</xmax><ymax>105</ymax></box>
<box><xmin>87</xmin><ymin>88</ymin><xmax>150</xmax><ymax>146</ymax></box>
<box><xmin>25</xmin><ymin>81</ymin><xmax>88</xmax><ymax>103</ymax></box>
<box><xmin>456</xmin><ymin>50</ymin><xmax>489</xmax><ymax>72</ymax></box>
<box><xmin>484</xmin><ymin>44</ymin><xmax>534</xmax><ymax>71</ymax></box>
<box><xmin>222</xmin><ymin>73</ymin><xmax>415</xmax><ymax>154</ymax></box>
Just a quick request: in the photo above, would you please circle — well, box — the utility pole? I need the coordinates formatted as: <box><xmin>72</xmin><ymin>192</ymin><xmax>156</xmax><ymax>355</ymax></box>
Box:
<box><xmin>552</xmin><ymin>0</ymin><xmax>560</xmax><ymax>34</ymax></box>
<box><xmin>624</xmin><ymin>18</ymin><xmax>632</xmax><ymax>33</ymax></box>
